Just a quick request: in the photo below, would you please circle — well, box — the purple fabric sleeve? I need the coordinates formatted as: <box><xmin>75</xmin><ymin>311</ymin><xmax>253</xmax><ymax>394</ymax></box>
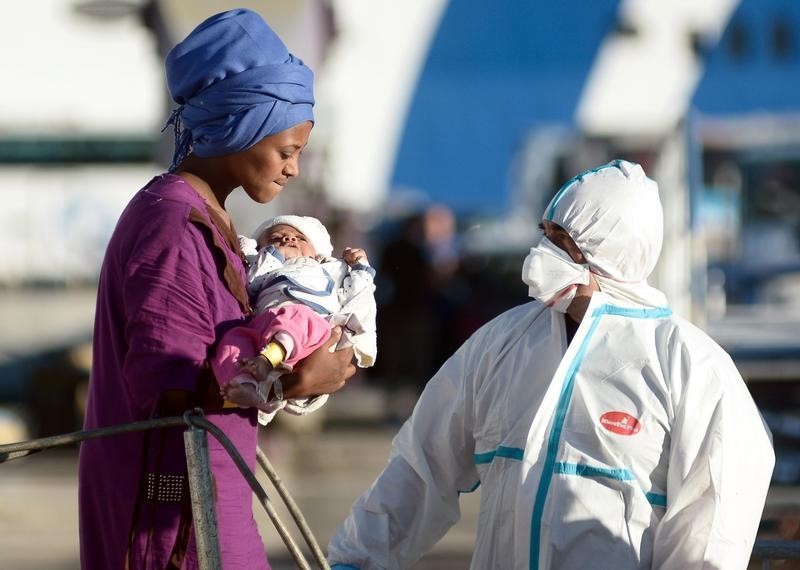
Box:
<box><xmin>121</xmin><ymin>215</ymin><xmax>216</xmax><ymax>411</ymax></box>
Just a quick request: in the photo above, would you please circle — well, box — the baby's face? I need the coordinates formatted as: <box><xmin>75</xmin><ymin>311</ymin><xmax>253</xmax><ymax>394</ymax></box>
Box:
<box><xmin>258</xmin><ymin>224</ymin><xmax>317</xmax><ymax>259</ymax></box>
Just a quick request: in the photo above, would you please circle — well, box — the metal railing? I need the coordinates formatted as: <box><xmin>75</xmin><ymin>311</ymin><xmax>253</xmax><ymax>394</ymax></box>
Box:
<box><xmin>753</xmin><ymin>540</ymin><xmax>800</xmax><ymax>570</ymax></box>
<box><xmin>1</xmin><ymin>414</ymin><xmax>800</xmax><ymax>569</ymax></box>
<box><xmin>0</xmin><ymin>408</ymin><xmax>327</xmax><ymax>570</ymax></box>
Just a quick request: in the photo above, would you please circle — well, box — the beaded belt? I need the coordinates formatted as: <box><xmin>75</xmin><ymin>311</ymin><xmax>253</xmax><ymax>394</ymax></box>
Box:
<box><xmin>143</xmin><ymin>473</ymin><xmax>187</xmax><ymax>503</ymax></box>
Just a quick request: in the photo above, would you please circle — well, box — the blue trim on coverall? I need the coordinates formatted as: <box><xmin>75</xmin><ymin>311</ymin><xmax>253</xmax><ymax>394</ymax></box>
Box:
<box><xmin>545</xmin><ymin>160</ymin><xmax>624</xmax><ymax>220</ymax></box>
<box><xmin>529</xmin><ymin>304</ymin><xmax>671</xmax><ymax>569</ymax></box>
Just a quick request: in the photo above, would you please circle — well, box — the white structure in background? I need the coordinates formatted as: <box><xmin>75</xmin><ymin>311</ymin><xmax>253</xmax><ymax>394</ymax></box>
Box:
<box><xmin>577</xmin><ymin>0</ymin><xmax>738</xmax><ymax>137</ymax></box>
<box><xmin>576</xmin><ymin>0</ymin><xmax>739</xmax><ymax>320</ymax></box>
<box><xmin>314</xmin><ymin>0</ymin><xmax>449</xmax><ymax>213</ymax></box>
<box><xmin>0</xmin><ymin>0</ymin><xmax>163</xmax><ymax>284</ymax></box>
<box><xmin>160</xmin><ymin>0</ymin><xmax>331</xmax><ymax>66</ymax></box>
<box><xmin>0</xmin><ymin>0</ymin><xmax>162</xmax><ymax>135</ymax></box>
<box><xmin>0</xmin><ymin>0</ymin><xmax>165</xmax><ymax>397</ymax></box>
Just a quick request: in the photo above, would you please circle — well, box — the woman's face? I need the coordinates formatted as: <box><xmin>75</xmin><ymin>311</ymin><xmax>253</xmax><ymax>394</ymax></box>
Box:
<box><xmin>226</xmin><ymin>121</ymin><xmax>313</xmax><ymax>203</ymax></box>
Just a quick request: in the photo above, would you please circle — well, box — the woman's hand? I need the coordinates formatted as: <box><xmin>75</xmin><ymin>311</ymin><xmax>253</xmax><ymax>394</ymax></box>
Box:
<box><xmin>281</xmin><ymin>327</ymin><xmax>356</xmax><ymax>399</ymax></box>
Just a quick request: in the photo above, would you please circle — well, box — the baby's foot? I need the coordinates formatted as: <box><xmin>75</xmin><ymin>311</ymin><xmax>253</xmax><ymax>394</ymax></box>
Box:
<box><xmin>238</xmin><ymin>355</ymin><xmax>272</xmax><ymax>383</ymax></box>
<box><xmin>221</xmin><ymin>380</ymin><xmax>261</xmax><ymax>408</ymax></box>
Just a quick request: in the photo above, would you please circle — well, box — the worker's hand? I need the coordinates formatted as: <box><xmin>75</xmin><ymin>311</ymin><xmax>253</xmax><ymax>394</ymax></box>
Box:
<box><xmin>281</xmin><ymin>327</ymin><xmax>356</xmax><ymax>399</ymax></box>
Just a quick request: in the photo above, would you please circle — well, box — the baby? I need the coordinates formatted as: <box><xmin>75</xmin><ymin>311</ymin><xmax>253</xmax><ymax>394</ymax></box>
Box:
<box><xmin>211</xmin><ymin>215</ymin><xmax>377</xmax><ymax>423</ymax></box>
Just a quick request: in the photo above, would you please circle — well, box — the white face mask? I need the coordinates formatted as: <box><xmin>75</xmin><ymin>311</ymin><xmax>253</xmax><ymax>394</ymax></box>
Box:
<box><xmin>521</xmin><ymin>236</ymin><xmax>591</xmax><ymax>312</ymax></box>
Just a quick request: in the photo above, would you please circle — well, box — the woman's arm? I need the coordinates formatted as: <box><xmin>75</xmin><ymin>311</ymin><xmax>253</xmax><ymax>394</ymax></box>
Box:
<box><xmin>121</xmin><ymin>216</ymin><xmax>218</xmax><ymax>415</ymax></box>
<box><xmin>280</xmin><ymin>326</ymin><xmax>356</xmax><ymax>399</ymax></box>
<box><xmin>328</xmin><ymin>342</ymin><xmax>479</xmax><ymax>569</ymax></box>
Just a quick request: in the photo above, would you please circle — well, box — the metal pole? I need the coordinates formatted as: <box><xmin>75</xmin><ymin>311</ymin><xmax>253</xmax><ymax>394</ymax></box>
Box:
<box><xmin>0</xmin><ymin>414</ymin><xmax>314</xmax><ymax>567</ymax></box>
<box><xmin>753</xmin><ymin>539</ymin><xmax>800</xmax><ymax>560</ymax></box>
<box><xmin>257</xmin><ymin>446</ymin><xmax>330</xmax><ymax>569</ymax></box>
<box><xmin>184</xmin><ymin>413</ymin><xmax>222</xmax><ymax>570</ymax></box>
<box><xmin>187</xmin><ymin>416</ymin><xmax>311</xmax><ymax>569</ymax></box>
<box><xmin>0</xmin><ymin>416</ymin><xmax>186</xmax><ymax>463</ymax></box>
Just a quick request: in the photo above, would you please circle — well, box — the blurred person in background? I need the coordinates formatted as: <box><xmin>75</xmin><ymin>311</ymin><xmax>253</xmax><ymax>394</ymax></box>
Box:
<box><xmin>78</xmin><ymin>9</ymin><xmax>355</xmax><ymax>569</ymax></box>
<box><xmin>328</xmin><ymin>160</ymin><xmax>774</xmax><ymax>569</ymax></box>
<box><xmin>421</xmin><ymin>203</ymin><xmax>461</xmax><ymax>282</ymax></box>
<box><xmin>373</xmin><ymin>213</ymin><xmax>438</xmax><ymax>421</ymax></box>
<box><xmin>420</xmin><ymin>204</ymin><xmax>470</xmax><ymax>366</ymax></box>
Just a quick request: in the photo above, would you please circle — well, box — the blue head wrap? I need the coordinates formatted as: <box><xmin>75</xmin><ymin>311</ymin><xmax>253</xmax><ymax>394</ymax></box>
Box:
<box><xmin>163</xmin><ymin>9</ymin><xmax>314</xmax><ymax>171</ymax></box>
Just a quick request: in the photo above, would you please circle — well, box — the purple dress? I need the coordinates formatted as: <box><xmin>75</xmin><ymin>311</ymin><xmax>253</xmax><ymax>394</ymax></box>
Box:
<box><xmin>78</xmin><ymin>174</ymin><xmax>269</xmax><ymax>569</ymax></box>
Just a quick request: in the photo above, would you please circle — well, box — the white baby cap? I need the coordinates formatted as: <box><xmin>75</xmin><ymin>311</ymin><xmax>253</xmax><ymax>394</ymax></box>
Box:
<box><xmin>253</xmin><ymin>215</ymin><xmax>334</xmax><ymax>258</ymax></box>
<box><xmin>542</xmin><ymin>159</ymin><xmax>663</xmax><ymax>283</ymax></box>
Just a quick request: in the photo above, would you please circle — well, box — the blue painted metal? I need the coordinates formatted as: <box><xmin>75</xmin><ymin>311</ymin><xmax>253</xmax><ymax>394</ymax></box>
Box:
<box><xmin>390</xmin><ymin>0</ymin><xmax>620</xmax><ymax>215</ymax></box>
<box><xmin>693</xmin><ymin>0</ymin><xmax>800</xmax><ymax>115</ymax></box>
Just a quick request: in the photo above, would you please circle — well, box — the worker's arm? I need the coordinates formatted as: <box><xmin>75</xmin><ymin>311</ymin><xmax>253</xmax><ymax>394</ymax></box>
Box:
<box><xmin>327</xmin><ymin>344</ymin><xmax>480</xmax><ymax>570</ymax></box>
<box><xmin>652</xmin><ymin>335</ymin><xmax>775</xmax><ymax>569</ymax></box>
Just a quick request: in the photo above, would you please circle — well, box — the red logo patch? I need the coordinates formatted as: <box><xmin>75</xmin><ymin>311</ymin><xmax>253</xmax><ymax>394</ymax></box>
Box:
<box><xmin>600</xmin><ymin>411</ymin><xmax>641</xmax><ymax>436</ymax></box>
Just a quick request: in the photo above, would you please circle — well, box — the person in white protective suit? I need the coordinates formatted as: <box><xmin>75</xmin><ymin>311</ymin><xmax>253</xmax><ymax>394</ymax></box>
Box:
<box><xmin>327</xmin><ymin>159</ymin><xmax>775</xmax><ymax>570</ymax></box>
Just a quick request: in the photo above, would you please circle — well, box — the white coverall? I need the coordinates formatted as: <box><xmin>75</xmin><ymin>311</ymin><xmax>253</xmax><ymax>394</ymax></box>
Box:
<box><xmin>328</xmin><ymin>160</ymin><xmax>774</xmax><ymax>570</ymax></box>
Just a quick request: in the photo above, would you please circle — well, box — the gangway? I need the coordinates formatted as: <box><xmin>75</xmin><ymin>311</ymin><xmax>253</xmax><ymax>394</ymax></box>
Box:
<box><xmin>0</xmin><ymin>409</ymin><xmax>328</xmax><ymax>570</ymax></box>
<box><xmin>0</xmin><ymin>410</ymin><xmax>798</xmax><ymax>569</ymax></box>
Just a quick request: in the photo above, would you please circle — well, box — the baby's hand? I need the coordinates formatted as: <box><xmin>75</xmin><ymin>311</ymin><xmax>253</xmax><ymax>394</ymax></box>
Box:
<box><xmin>238</xmin><ymin>355</ymin><xmax>272</xmax><ymax>383</ymax></box>
<box><xmin>343</xmin><ymin>247</ymin><xmax>369</xmax><ymax>267</ymax></box>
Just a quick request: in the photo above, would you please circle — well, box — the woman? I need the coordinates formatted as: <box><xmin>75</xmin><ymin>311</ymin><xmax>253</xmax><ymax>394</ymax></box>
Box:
<box><xmin>78</xmin><ymin>9</ymin><xmax>355</xmax><ymax>569</ymax></box>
